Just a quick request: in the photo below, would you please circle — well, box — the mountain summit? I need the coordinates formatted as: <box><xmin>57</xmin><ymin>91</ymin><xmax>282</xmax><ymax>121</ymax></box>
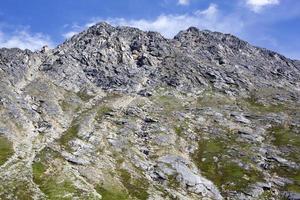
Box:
<box><xmin>0</xmin><ymin>22</ymin><xmax>299</xmax><ymax>200</ymax></box>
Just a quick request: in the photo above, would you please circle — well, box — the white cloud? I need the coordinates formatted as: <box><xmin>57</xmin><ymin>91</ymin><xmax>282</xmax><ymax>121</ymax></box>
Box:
<box><xmin>62</xmin><ymin>31</ymin><xmax>79</xmax><ymax>39</ymax></box>
<box><xmin>0</xmin><ymin>29</ymin><xmax>54</xmax><ymax>51</ymax></box>
<box><xmin>178</xmin><ymin>0</ymin><xmax>190</xmax><ymax>6</ymax></box>
<box><xmin>110</xmin><ymin>4</ymin><xmax>243</xmax><ymax>37</ymax></box>
<box><xmin>66</xmin><ymin>4</ymin><xmax>243</xmax><ymax>39</ymax></box>
<box><xmin>195</xmin><ymin>3</ymin><xmax>218</xmax><ymax>18</ymax></box>
<box><xmin>62</xmin><ymin>23</ymin><xmax>90</xmax><ymax>39</ymax></box>
<box><xmin>246</xmin><ymin>0</ymin><xmax>280</xmax><ymax>12</ymax></box>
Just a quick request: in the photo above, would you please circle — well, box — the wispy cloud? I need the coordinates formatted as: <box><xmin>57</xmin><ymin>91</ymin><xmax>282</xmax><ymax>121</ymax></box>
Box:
<box><xmin>0</xmin><ymin>28</ymin><xmax>54</xmax><ymax>51</ymax></box>
<box><xmin>245</xmin><ymin>0</ymin><xmax>280</xmax><ymax>12</ymax></box>
<box><xmin>62</xmin><ymin>23</ymin><xmax>88</xmax><ymax>39</ymax></box>
<box><xmin>195</xmin><ymin>3</ymin><xmax>218</xmax><ymax>17</ymax></box>
<box><xmin>106</xmin><ymin>4</ymin><xmax>243</xmax><ymax>37</ymax></box>
<box><xmin>61</xmin><ymin>1</ymin><xmax>298</xmax><ymax>59</ymax></box>
<box><xmin>63</xmin><ymin>4</ymin><xmax>243</xmax><ymax>39</ymax></box>
<box><xmin>178</xmin><ymin>0</ymin><xmax>190</xmax><ymax>6</ymax></box>
<box><xmin>62</xmin><ymin>31</ymin><xmax>80</xmax><ymax>39</ymax></box>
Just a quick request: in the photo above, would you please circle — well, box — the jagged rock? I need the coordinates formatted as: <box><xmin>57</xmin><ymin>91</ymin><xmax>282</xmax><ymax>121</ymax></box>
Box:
<box><xmin>284</xmin><ymin>192</ymin><xmax>300</xmax><ymax>200</ymax></box>
<box><xmin>144</xmin><ymin>117</ymin><xmax>158</xmax><ymax>123</ymax></box>
<box><xmin>155</xmin><ymin>155</ymin><xmax>223</xmax><ymax>200</ymax></box>
<box><xmin>0</xmin><ymin>22</ymin><xmax>299</xmax><ymax>200</ymax></box>
<box><xmin>233</xmin><ymin>114</ymin><xmax>251</xmax><ymax>124</ymax></box>
<box><xmin>138</xmin><ymin>89</ymin><xmax>153</xmax><ymax>97</ymax></box>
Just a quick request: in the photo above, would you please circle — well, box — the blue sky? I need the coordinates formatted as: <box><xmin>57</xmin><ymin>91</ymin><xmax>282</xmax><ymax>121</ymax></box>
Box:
<box><xmin>0</xmin><ymin>0</ymin><xmax>299</xmax><ymax>59</ymax></box>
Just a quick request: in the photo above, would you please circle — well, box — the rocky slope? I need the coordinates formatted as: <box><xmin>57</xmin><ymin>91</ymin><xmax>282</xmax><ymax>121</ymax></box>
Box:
<box><xmin>0</xmin><ymin>22</ymin><xmax>299</xmax><ymax>200</ymax></box>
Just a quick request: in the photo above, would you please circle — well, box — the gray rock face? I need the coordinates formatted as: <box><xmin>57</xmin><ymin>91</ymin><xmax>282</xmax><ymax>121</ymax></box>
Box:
<box><xmin>39</xmin><ymin>22</ymin><xmax>300</xmax><ymax>96</ymax></box>
<box><xmin>284</xmin><ymin>192</ymin><xmax>300</xmax><ymax>200</ymax></box>
<box><xmin>0</xmin><ymin>22</ymin><xmax>299</xmax><ymax>200</ymax></box>
<box><xmin>155</xmin><ymin>155</ymin><xmax>223</xmax><ymax>199</ymax></box>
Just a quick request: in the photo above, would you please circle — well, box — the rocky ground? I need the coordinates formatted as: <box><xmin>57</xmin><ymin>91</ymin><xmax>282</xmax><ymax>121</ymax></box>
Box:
<box><xmin>0</xmin><ymin>22</ymin><xmax>299</xmax><ymax>200</ymax></box>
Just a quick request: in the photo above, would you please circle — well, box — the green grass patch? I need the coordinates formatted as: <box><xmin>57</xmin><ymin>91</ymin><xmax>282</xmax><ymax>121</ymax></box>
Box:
<box><xmin>118</xmin><ymin>169</ymin><xmax>149</xmax><ymax>200</ymax></box>
<box><xmin>268</xmin><ymin>125</ymin><xmax>300</xmax><ymax>163</ymax></box>
<box><xmin>58</xmin><ymin>90</ymin><xmax>82</xmax><ymax>113</ymax></box>
<box><xmin>32</xmin><ymin>148</ymin><xmax>84</xmax><ymax>199</ymax></box>
<box><xmin>174</xmin><ymin>126</ymin><xmax>184</xmax><ymax>137</ymax></box>
<box><xmin>272</xmin><ymin>165</ymin><xmax>300</xmax><ymax>192</ymax></box>
<box><xmin>77</xmin><ymin>90</ymin><xmax>94</xmax><ymax>102</ymax></box>
<box><xmin>259</xmin><ymin>190</ymin><xmax>274</xmax><ymax>200</ymax></box>
<box><xmin>95</xmin><ymin>185</ymin><xmax>128</xmax><ymax>200</ymax></box>
<box><xmin>0</xmin><ymin>136</ymin><xmax>14</xmax><ymax>166</ymax></box>
<box><xmin>197</xmin><ymin>91</ymin><xmax>235</xmax><ymax>108</ymax></box>
<box><xmin>59</xmin><ymin>120</ymin><xmax>80</xmax><ymax>151</ymax></box>
<box><xmin>192</xmin><ymin>138</ymin><xmax>263</xmax><ymax>193</ymax></box>
<box><xmin>269</xmin><ymin>126</ymin><xmax>300</xmax><ymax>147</ymax></box>
<box><xmin>0</xmin><ymin>181</ymin><xmax>34</xmax><ymax>200</ymax></box>
<box><xmin>153</xmin><ymin>94</ymin><xmax>183</xmax><ymax>114</ymax></box>
<box><xmin>167</xmin><ymin>174</ymin><xmax>181</xmax><ymax>189</ymax></box>
<box><xmin>174</xmin><ymin>118</ymin><xmax>191</xmax><ymax>137</ymax></box>
<box><xmin>59</xmin><ymin>99</ymin><xmax>81</xmax><ymax>113</ymax></box>
<box><xmin>59</xmin><ymin>100</ymin><xmax>70</xmax><ymax>112</ymax></box>
<box><xmin>241</xmin><ymin>94</ymin><xmax>286</xmax><ymax>113</ymax></box>
<box><xmin>39</xmin><ymin>178</ymin><xmax>78</xmax><ymax>200</ymax></box>
<box><xmin>285</xmin><ymin>184</ymin><xmax>300</xmax><ymax>193</ymax></box>
<box><xmin>95</xmin><ymin>106</ymin><xmax>113</xmax><ymax>122</ymax></box>
<box><xmin>32</xmin><ymin>162</ymin><xmax>46</xmax><ymax>185</ymax></box>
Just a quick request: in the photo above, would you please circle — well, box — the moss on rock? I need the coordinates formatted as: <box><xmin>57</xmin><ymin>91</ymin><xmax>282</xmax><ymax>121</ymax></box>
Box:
<box><xmin>0</xmin><ymin>136</ymin><xmax>14</xmax><ymax>166</ymax></box>
<box><xmin>118</xmin><ymin>169</ymin><xmax>149</xmax><ymax>200</ymax></box>
<box><xmin>95</xmin><ymin>106</ymin><xmax>113</xmax><ymax>122</ymax></box>
<box><xmin>192</xmin><ymin>138</ymin><xmax>263</xmax><ymax>193</ymax></box>
<box><xmin>59</xmin><ymin>121</ymin><xmax>80</xmax><ymax>151</ymax></box>
<box><xmin>95</xmin><ymin>185</ymin><xmax>128</xmax><ymax>200</ymax></box>
<box><xmin>32</xmin><ymin>148</ymin><xmax>87</xmax><ymax>200</ymax></box>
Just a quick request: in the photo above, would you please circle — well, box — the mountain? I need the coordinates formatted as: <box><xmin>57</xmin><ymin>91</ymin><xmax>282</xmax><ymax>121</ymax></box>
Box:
<box><xmin>0</xmin><ymin>22</ymin><xmax>299</xmax><ymax>200</ymax></box>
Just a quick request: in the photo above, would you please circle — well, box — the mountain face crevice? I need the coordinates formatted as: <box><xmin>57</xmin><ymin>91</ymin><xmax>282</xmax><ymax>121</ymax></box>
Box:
<box><xmin>0</xmin><ymin>22</ymin><xmax>299</xmax><ymax>200</ymax></box>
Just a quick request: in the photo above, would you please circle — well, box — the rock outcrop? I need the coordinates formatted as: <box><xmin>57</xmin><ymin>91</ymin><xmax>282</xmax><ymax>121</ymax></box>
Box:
<box><xmin>0</xmin><ymin>22</ymin><xmax>299</xmax><ymax>200</ymax></box>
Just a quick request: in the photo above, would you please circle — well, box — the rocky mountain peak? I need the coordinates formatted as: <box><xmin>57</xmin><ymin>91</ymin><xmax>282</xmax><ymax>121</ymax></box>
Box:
<box><xmin>0</xmin><ymin>22</ymin><xmax>299</xmax><ymax>200</ymax></box>
<box><xmin>39</xmin><ymin>22</ymin><xmax>299</xmax><ymax>98</ymax></box>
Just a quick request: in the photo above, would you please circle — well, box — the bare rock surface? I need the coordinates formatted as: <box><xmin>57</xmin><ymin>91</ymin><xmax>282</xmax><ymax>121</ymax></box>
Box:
<box><xmin>0</xmin><ymin>22</ymin><xmax>299</xmax><ymax>200</ymax></box>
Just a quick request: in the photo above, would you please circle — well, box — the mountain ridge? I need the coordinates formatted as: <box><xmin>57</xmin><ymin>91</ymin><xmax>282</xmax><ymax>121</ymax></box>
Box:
<box><xmin>0</xmin><ymin>22</ymin><xmax>299</xmax><ymax>200</ymax></box>
<box><xmin>28</xmin><ymin>22</ymin><xmax>300</xmax><ymax>97</ymax></box>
